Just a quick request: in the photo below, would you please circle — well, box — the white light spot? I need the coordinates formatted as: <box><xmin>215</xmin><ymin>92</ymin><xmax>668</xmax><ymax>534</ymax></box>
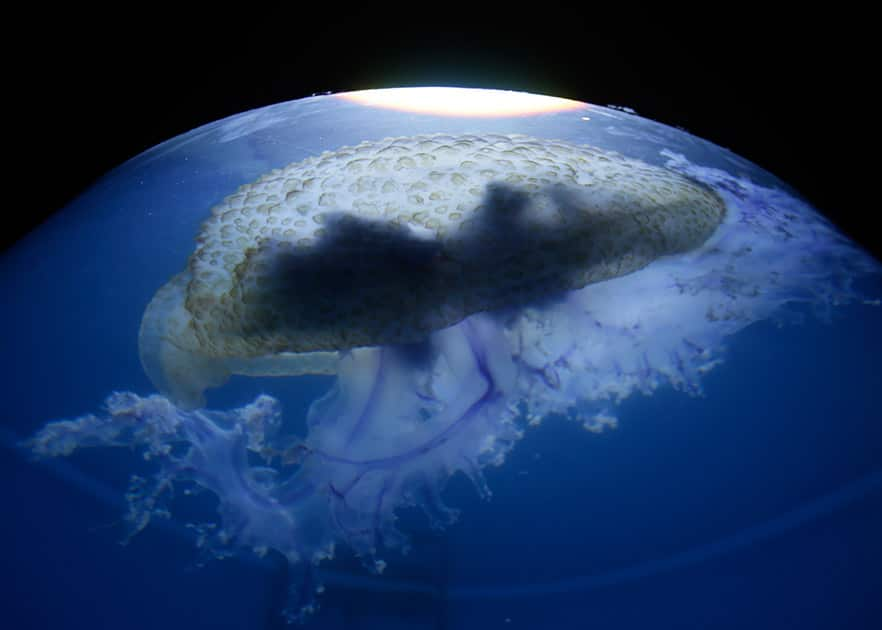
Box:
<box><xmin>338</xmin><ymin>87</ymin><xmax>586</xmax><ymax>117</ymax></box>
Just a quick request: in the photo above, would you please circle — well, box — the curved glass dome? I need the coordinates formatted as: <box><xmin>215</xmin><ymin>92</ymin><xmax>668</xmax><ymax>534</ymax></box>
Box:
<box><xmin>3</xmin><ymin>87</ymin><xmax>881</xmax><ymax>628</ymax></box>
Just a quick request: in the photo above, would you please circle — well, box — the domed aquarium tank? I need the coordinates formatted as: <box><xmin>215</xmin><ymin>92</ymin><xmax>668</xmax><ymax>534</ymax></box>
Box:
<box><xmin>3</xmin><ymin>87</ymin><xmax>881</xmax><ymax>629</ymax></box>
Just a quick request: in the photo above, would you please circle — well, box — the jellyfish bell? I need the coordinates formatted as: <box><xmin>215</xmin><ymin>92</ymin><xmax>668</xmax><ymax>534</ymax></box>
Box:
<box><xmin>139</xmin><ymin>133</ymin><xmax>726</xmax><ymax>409</ymax></box>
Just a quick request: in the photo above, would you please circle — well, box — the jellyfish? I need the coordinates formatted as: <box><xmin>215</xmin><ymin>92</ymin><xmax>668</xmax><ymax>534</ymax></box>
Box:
<box><xmin>24</xmin><ymin>132</ymin><xmax>877</xmax><ymax>622</ymax></box>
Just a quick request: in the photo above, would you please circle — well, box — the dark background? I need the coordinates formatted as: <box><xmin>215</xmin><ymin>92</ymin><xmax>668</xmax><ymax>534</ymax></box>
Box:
<box><xmin>8</xmin><ymin>10</ymin><xmax>875</xmax><ymax>257</ymax></box>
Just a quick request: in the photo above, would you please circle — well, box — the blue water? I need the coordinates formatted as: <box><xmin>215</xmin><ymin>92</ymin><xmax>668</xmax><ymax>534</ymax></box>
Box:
<box><xmin>2</xmin><ymin>91</ymin><xmax>881</xmax><ymax>629</ymax></box>
<box><xmin>3</xmin><ymin>294</ymin><xmax>881</xmax><ymax>629</ymax></box>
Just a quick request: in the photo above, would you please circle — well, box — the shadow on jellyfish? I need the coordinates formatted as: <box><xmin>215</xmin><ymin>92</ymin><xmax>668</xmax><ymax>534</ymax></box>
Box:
<box><xmin>23</xmin><ymin>132</ymin><xmax>879</xmax><ymax>622</ymax></box>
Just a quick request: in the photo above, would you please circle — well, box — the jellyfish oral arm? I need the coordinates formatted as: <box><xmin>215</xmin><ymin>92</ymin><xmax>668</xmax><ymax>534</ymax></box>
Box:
<box><xmin>24</xmin><ymin>315</ymin><xmax>527</xmax><ymax>620</ymax></box>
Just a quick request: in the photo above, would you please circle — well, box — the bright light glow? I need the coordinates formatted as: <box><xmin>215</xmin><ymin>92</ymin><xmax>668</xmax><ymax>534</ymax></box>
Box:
<box><xmin>338</xmin><ymin>87</ymin><xmax>586</xmax><ymax>117</ymax></box>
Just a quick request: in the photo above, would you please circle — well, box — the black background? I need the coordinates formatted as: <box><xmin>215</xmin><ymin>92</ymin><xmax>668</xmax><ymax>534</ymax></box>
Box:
<box><xmin>8</xmin><ymin>10</ymin><xmax>876</xmax><ymax>258</ymax></box>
